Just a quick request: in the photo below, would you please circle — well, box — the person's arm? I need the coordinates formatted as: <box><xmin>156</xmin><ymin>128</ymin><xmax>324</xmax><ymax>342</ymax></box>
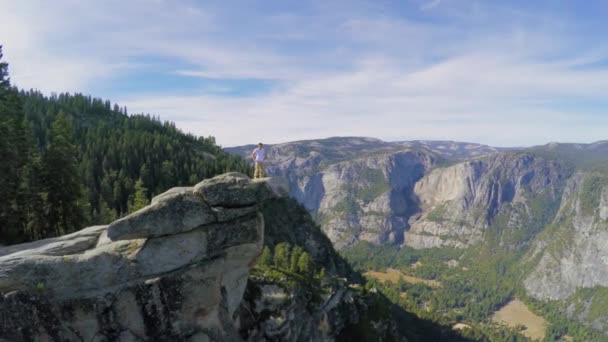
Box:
<box><xmin>251</xmin><ymin>149</ymin><xmax>257</xmax><ymax>160</ymax></box>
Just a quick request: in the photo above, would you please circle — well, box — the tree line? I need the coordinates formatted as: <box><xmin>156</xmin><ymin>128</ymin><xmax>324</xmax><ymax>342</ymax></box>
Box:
<box><xmin>0</xmin><ymin>46</ymin><xmax>251</xmax><ymax>244</ymax></box>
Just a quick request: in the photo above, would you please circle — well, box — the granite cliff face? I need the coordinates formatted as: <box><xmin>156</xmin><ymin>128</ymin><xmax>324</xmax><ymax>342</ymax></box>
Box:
<box><xmin>229</xmin><ymin>138</ymin><xmax>446</xmax><ymax>249</ymax></box>
<box><xmin>408</xmin><ymin>153</ymin><xmax>572</xmax><ymax>249</ymax></box>
<box><xmin>227</xmin><ymin>137</ymin><xmax>544</xmax><ymax>250</ymax></box>
<box><xmin>524</xmin><ymin>171</ymin><xmax>608</xmax><ymax>300</ymax></box>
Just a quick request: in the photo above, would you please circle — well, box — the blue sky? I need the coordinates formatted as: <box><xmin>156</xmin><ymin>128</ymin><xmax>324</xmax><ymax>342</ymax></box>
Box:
<box><xmin>2</xmin><ymin>0</ymin><xmax>608</xmax><ymax>147</ymax></box>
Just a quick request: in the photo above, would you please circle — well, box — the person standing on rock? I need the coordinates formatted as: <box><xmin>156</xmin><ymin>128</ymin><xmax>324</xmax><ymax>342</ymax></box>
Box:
<box><xmin>252</xmin><ymin>142</ymin><xmax>267</xmax><ymax>179</ymax></box>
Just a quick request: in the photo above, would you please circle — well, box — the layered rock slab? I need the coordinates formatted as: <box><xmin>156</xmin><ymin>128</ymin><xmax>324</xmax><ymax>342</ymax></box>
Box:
<box><xmin>0</xmin><ymin>173</ymin><xmax>286</xmax><ymax>342</ymax></box>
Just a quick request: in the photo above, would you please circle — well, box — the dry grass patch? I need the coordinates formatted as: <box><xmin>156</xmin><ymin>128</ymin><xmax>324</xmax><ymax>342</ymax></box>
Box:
<box><xmin>364</xmin><ymin>268</ymin><xmax>441</xmax><ymax>288</ymax></box>
<box><xmin>491</xmin><ymin>298</ymin><xmax>547</xmax><ymax>341</ymax></box>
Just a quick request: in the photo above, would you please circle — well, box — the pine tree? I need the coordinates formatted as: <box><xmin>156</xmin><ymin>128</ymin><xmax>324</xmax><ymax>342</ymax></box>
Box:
<box><xmin>0</xmin><ymin>46</ymin><xmax>9</xmax><ymax>88</ymax></box>
<box><xmin>290</xmin><ymin>246</ymin><xmax>303</xmax><ymax>272</ymax></box>
<box><xmin>44</xmin><ymin>111</ymin><xmax>85</xmax><ymax>236</ymax></box>
<box><xmin>273</xmin><ymin>242</ymin><xmax>291</xmax><ymax>269</ymax></box>
<box><xmin>160</xmin><ymin>160</ymin><xmax>175</xmax><ymax>190</ymax></box>
<box><xmin>95</xmin><ymin>200</ymin><xmax>117</xmax><ymax>224</ymax></box>
<box><xmin>130</xmin><ymin>179</ymin><xmax>149</xmax><ymax>213</ymax></box>
<box><xmin>259</xmin><ymin>246</ymin><xmax>272</xmax><ymax>266</ymax></box>
<box><xmin>139</xmin><ymin>163</ymin><xmax>152</xmax><ymax>198</ymax></box>
<box><xmin>0</xmin><ymin>46</ymin><xmax>29</xmax><ymax>243</ymax></box>
<box><xmin>297</xmin><ymin>252</ymin><xmax>313</xmax><ymax>276</ymax></box>
<box><xmin>20</xmin><ymin>122</ymin><xmax>46</xmax><ymax>241</ymax></box>
<box><xmin>317</xmin><ymin>267</ymin><xmax>327</xmax><ymax>280</ymax></box>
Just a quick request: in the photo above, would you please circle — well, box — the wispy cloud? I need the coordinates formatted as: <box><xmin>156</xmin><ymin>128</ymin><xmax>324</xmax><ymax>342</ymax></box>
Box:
<box><xmin>420</xmin><ymin>0</ymin><xmax>441</xmax><ymax>11</ymax></box>
<box><xmin>1</xmin><ymin>0</ymin><xmax>608</xmax><ymax>146</ymax></box>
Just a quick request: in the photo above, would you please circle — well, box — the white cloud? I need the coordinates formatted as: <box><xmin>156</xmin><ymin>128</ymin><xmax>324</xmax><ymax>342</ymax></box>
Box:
<box><xmin>1</xmin><ymin>0</ymin><xmax>608</xmax><ymax>147</ymax></box>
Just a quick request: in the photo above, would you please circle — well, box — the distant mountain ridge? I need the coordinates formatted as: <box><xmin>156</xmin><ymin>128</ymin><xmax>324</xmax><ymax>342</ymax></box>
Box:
<box><xmin>226</xmin><ymin>136</ymin><xmax>523</xmax><ymax>249</ymax></box>
<box><xmin>226</xmin><ymin>136</ymin><xmax>514</xmax><ymax>163</ymax></box>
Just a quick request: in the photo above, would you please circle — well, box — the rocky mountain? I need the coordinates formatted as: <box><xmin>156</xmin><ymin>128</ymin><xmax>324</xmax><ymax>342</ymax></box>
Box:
<box><xmin>226</xmin><ymin>137</ymin><xmax>508</xmax><ymax>168</ymax></box>
<box><xmin>2</xmin><ymin>173</ymin><xmax>459</xmax><ymax>341</ymax></box>
<box><xmin>226</xmin><ymin>137</ymin><xmax>512</xmax><ymax>250</ymax></box>
<box><xmin>227</xmin><ymin>137</ymin><xmax>608</xmax><ymax>335</ymax></box>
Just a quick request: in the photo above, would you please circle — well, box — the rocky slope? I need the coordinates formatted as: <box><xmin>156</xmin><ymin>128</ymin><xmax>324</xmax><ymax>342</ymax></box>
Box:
<box><xmin>523</xmin><ymin>171</ymin><xmax>608</xmax><ymax>298</ymax></box>
<box><xmin>0</xmin><ymin>173</ymin><xmax>415</xmax><ymax>341</ymax></box>
<box><xmin>0</xmin><ymin>173</ymin><xmax>280</xmax><ymax>341</ymax></box>
<box><xmin>238</xmin><ymin>197</ymin><xmax>395</xmax><ymax>341</ymax></box>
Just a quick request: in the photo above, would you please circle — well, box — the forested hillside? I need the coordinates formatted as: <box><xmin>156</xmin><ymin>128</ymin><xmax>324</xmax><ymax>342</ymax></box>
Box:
<box><xmin>0</xmin><ymin>46</ymin><xmax>250</xmax><ymax>244</ymax></box>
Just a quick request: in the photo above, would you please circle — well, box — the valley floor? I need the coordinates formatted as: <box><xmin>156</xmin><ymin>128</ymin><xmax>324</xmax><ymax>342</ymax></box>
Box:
<box><xmin>342</xmin><ymin>241</ymin><xmax>606</xmax><ymax>341</ymax></box>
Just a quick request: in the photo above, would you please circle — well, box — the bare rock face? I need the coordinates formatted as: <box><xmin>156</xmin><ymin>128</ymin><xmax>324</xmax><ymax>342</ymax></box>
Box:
<box><xmin>406</xmin><ymin>153</ymin><xmax>571</xmax><ymax>249</ymax></box>
<box><xmin>0</xmin><ymin>173</ymin><xmax>284</xmax><ymax>342</ymax></box>
<box><xmin>524</xmin><ymin>172</ymin><xmax>608</xmax><ymax>301</ymax></box>
<box><xmin>238</xmin><ymin>278</ymin><xmax>401</xmax><ymax>342</ymax></box>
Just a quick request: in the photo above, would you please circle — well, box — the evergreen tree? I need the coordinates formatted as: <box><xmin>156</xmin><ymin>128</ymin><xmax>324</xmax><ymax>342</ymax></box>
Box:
<box><xmin>20</xmin><ymin>124</ymin><xmax>46</xmax><ymax>241</ymax></box>
<box><xmin>297</xmin><ymin>252</ymin><xmax>313</xmax><ymax>276</ymax></box>
<box><xmin>317</xmin><ymin>267</ymin><xmax>327</xmax><ymax>280</ymax></box>
<box><xmin>259</xmin><ymin>246</ymin><xmax>273</xmax><ymax>266</ymax></box>
<box><xmin>130</xmin><ymin>179</ymin><xmax>149</xmax><ymax>213</ymax></box>
<box><xmin>0</xmin><ymin>46</ymin><xmax>30</xmax><ymax>243</ymax></box>
<box><xmin>43</xmin><ymin>111</ymin><xmax>85</xmax><ymax>236</ymax></box>
<box><xmin>95</xmin><ymin>200</ymin><xmax>116</xmax><ymax>224</ymax></box>
<box><xmin>290</xmin><ymin>245</ymin><xmax>303</xmax><ymax>272</ymax></box>
<box><xmin>139</xmin><ymin>164</ymin><xmax>152</xmax><ymax>198</ymax></box>
<box><xmin>160</xmin><ymin>160</ymin><xmax>175</xmax><ymax>191</ymax></box>
<box><xmin>274</xmin><ymin>242</ymin><xmax>291</xmax><ymax>269</ymax></box>
<box><xmin>0</xmin><ymin>45</ymin><xmax>9</xmax><ymax>88</ymax></box>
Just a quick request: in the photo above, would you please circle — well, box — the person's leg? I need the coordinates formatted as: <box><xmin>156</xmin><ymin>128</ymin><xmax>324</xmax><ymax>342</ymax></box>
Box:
<box><xmin>254</xmin><ymin>161</ymin><xmax>262</xmax><ymax>179</ymax></box>
<box><xmin>260</xmin><ymin>162</ymin><xmax>266</xmax><ymax>178</ymax></box>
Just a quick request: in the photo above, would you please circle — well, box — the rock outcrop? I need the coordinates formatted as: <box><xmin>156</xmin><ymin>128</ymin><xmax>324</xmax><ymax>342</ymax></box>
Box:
<box><xmin>0</xmin><ymin>173</ymin><xmax>286</xmax><ymax>342</ymax></box>
<box><xmin>407</xmin><ymin>153</ymin><xmax>571</xmax><ymax>249</ymax></box>
<box><xmin>239</xmin><ymin>277</ymin><xmax>400</xmax><ymax>342</ymax></box>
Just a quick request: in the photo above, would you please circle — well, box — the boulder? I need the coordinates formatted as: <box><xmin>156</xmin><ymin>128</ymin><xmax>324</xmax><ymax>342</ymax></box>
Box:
<box><xmin>108</xmin><ymin>191</ymin><xmax>215</xmax><ymax>241</ymax></box>
<box><xmin>194</xmin><ymin>172</ymin><xmax>288</xmax><ymax>208</ymax></box>
<box><xmin>0</xmin><ymin>173</ymin><xmax>280</xmax><ymax>341</ymax></box>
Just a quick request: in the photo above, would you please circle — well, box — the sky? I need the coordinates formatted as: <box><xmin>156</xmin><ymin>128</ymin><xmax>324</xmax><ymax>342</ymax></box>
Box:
<box><xmin>2</xmin><ymin>0</ymin><xmax>608</xmax><ymax>147</ymax></box>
